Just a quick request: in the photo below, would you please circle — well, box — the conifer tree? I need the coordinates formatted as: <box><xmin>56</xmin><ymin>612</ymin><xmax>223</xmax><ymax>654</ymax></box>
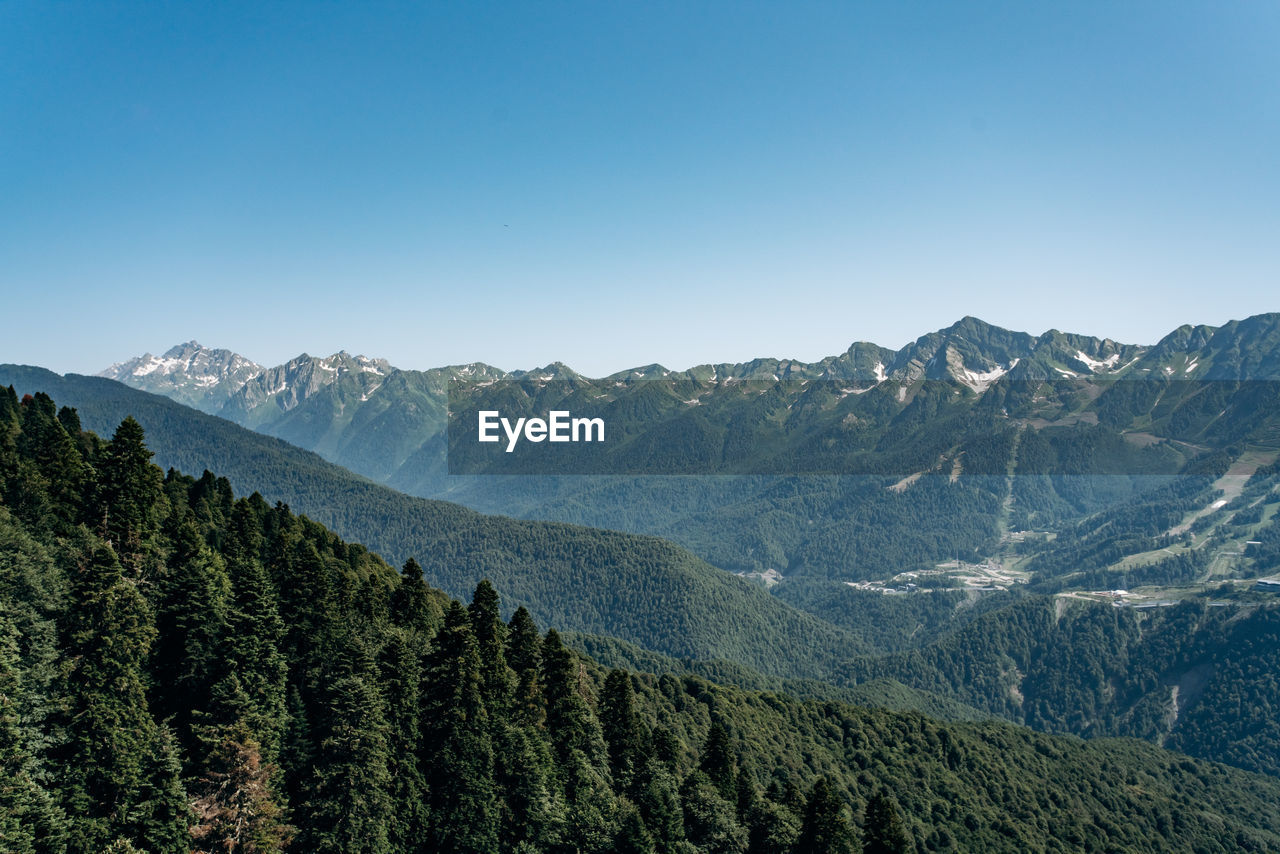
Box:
<box><xmin>222</xmin><ymin>501</ymin><xmax>288</xmax><ymax>762</ymax></box>
<box><xmin>0</xmin><ymin>610</ymin><xmax>66</xmax><ymax>854</ymax></box>
<box><xmin>152</xmin><ymin>508</ymin><xmax>230</xmax><ymax>752</ymax></box>
<box><xmin>634</xmin><ymin>761</ymin><xmax>685</xmax><ymax>854</ymax></box>
<box><xmin>13</xmin><ymin>392</ymin><xmax>87</xmax><ymax>531</ymax></box>
<box><xmin>734</xmin><ymin>764</ymin><xmax>758</xmax><ymax>822</ymax></box>
<box><xmin>421</xmin><ymin>602</ymin><xmax>498</xmax><ymax>854</ymax></box>
<box><xmin>469</xmin><ymin>586</ymin><xmax>564</xmax><ymax>849</ymax></box>
<box><xmin>377</xmin><ymin>628</ymin><xmax>429</xmax><ymax>853</ymax></box>
<box><xmin>541</xmin><ymin>629</ymin><xmax>617</xmax><ymax>852</ymax></box>
<box><xmin>794</xmin><ymin>778</ymin><xmax>856</xmax><ymax>854</ymax></box>
<box><xmin>469</xmin><ymin>579</ymin><xmax>512</xmax><ymax>714</ymax></box>
<box><xmin>650</xmin><ymin>725</ymin><xmax>681</xmax><ymax>771</ymax></box>
<box><xmin>391</xmin><ymin>557</ymin><xmax>437</xmax><ymax>638</ymax></box>
<box><xmin>0</xmin><ymin>387</ymin><xmax>19</xmax><ymax>497</ymax></box>
<box><xmin>190</xmin><ymin>719</ymin><xmax>293</xmax><ymax>854</ymax></box>
<box><xmin>62</xmin><ymin>406</ymin><xmax>101</xmax><ymax>465</ymax></box>
<box><xmin>278</xmin><ymin>686</ymin><xmax>314</xmax><ymax>809</ymax></box>
<box><xmin>541</xmin><ymin>629</ymin><xmax>608</xmax><ymax>768</ymax></box>
<box><xmin>188</xmin><ymin>672</ymin><xmax>292</xmax><ymax>851</ymax></box>
<box><xmin>189</xmin><ymin>470</ymin><xmax>234</xmax><ymax>534</ymax></box>
<box><xmin>861</xmin><ymin>791</ymin><xmax>910</xmax><ymax>854</ymax></box>
<box><xmin>57</xmin><ymin>533</ymin><xmax>186</xmax><ymax>853</ymax></box>
<box><xmin>495</xmin><ymin>720</ymin><xmax>565</xmax><ymax>852</ymax></box>
<box><xmin>295</xmin><ymin>649</ymin><xmax>394</xmax><ymax>854</ymax></box>
<box><xmin>55</xmin><ymin>405</ymin><xmax>81</xmax><ymax>437</ymax></box>
<box><xmin>700</xmin><ymin>721</ymin><xmax>737</xmax><ymax>802</ymax></box>
<box><xmin>601</xmin><ymin>669</ymin><xmax>648</xmax><ymax>796</ymax></box>
<box><xmin>129</xmin><ymin>724</ymin><xmax>194</xmax><ymax>854</ymax></box>
<box><xmin>507</xmin><ymin>606</ymin><xmax>545</xmax><ymax>729</ymax></box>
<box><xmin>97</xmin><ymin>417</ymin><xmax>165</xmax><ymax>563</ymax></box>
<box><xmin>680</xmin><ymin>770</ymin><xmax>747</xmax><ymax>854</ymax></box>
<box><xmin>275</xmin><ymin>539</ymin><xmax>336</xmax><ymax>675</ymax></box>
<box><xmin>0</xmin><ymin>509</ymin><xmax>63</xmax><ymax>785</ymax></box>
<box><xmin>0</xmin><ymin>384</ymin><xmax>18</xmax><ymax>426</ymax></box>
<box><xmin>614</xmin><ymin>801</ymin><xmax>657</xmax><ymax>854</ymax></box>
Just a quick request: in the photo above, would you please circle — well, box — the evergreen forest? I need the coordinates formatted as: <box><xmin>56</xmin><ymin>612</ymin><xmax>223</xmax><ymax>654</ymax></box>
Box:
<box><xmin>7</xmin><ymin>390</ymin><xmax>1280</xmax><ymax>852</ymax></box>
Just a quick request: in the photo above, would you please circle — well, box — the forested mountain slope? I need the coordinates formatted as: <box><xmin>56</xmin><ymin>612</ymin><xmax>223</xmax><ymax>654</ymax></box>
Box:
<box><xmin>5</xmin><ymin>388</ymin><xmax>1280</xmax><ymax>853</ymax></box>
<box><xmin>0</xmin><ymin>368</ymin><xmax>866</xmax><ymax>679</ymax></box>
<box><xmin>840</xmin><ymin>593</ymin><xmax>1280</xmax><ymax>777</ymax></box>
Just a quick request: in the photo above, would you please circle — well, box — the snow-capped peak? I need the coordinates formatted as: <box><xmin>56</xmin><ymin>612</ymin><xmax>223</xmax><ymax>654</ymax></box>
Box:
<box><xmin>98</xmin><ymin>342</ymin><xmax>265</xmax><ymax>412</ymax></box>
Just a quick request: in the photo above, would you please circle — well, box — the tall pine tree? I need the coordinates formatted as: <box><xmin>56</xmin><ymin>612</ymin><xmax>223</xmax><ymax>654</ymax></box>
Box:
<box><xmin>295</xmin><ymin>646</ymin><xmax>394</xmax><ymax>854</ymax></box>
<box><xmin>391</xmin><ymin>557</ymin><xmax>439</xmax><ymax>639</ymax></box>
<box><xmin>795</xmin><ymin>778</ymin><xmax>856</xmax><ymax>854</ymax></box>
<box><xmin>221</xmin><ymin>500</ymin><xmax>288</xmax><ymax>762</ymax></box>
<box><xmin>190</xmin><ymin>716</ymin><xmax>294</xmax><ymax>853</ymax></box>
<box><xmin>861</xmin><ymin>790</ymin><xmax>911</xmax><ymax>854</ymax></box>
<box><xmin>601</xmin><ymin>669</ymin><xmax>649</xmax><ymax>796</ymax></box>
<box><xmin>377</xmin><ymin>628</ymin><xmax>429</xmax><ymax>854</ymax></box>
<box><xmin>541</xmin><ymin>629</ymin><xmax>617</xmax><ymax>853</ymax></box>
<box><xmin>700</xmin><ymin>721</ymin><xmax>737</xmax><ymax>802</ymax></box>
<box><xmin>507</xmin><ymin>606</ymin><xmax>545</xmax><ymax>729</ymax></box>
<box><xmin>96</xmin><ymin>417</ymin><xmax>165</xmax><ymax>567</ymax></box>
<box><xmin>469</xmin><ymin>579</ymin><xmax>513</xmax><ymax>715</ymax></box>
<box><xmin>151</xmin><ymin>507</ymin><xmax>230</xmax><ymax>756</ymax></box>
<box><xmin>421</xmin><ymin>602</ymin><xmax>498</xmax><ymax>854</ymax></box>
<box><xmin>57</xmin><ymin>532</ymin><xmax>190</xmax><ymax>853</ymax></box>
<box><xmin>12</xmin><ymin>392</ymin><xmax>88</xmax><ymax>533</ymax></box>
<box><xmin>0</xmin><ymin>609</ymin><xmax>66</xmax><ymax>854</ymax></box>
<box><xmin>496</xmin><ymin>606</ymin><xmax>562</xmax><ymax>850</ymax></box>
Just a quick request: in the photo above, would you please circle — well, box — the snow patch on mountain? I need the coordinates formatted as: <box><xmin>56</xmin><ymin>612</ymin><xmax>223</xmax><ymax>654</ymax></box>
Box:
<box><xmin>958</xmin><ymin>359</ymin><xmax>1017</xmax><ymax>393</ymax></box>
<box><xmin>132</xmin><ymin>357</ymin><xmax>174</xmax><ymax>377</ymax></box>
<box><xmin>1074</xmin><ymin>350</ymin><xmax>1121</xmax><ymax>373</ymax></box>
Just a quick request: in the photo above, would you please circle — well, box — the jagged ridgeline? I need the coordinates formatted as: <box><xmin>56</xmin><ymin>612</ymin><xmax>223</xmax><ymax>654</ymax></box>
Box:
<box><xmin>92</xmin><ymin>314</ymin><xmax>1280</xmax><ymax>584</ymax></box>
<box><xmin>4</xmin><ymin>389</ymin><xmax>1280</xmax><ymax>852</ymax></box>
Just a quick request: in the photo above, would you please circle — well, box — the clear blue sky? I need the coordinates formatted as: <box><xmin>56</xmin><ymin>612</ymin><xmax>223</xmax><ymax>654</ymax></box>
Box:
<box><xmin>2</xmin><ymin>1</ymin><xmax>1278</xmax><ymax>377</ymax></box>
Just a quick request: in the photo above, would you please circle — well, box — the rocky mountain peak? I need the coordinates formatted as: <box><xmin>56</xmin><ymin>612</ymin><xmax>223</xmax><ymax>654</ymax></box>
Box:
<box><xmin>97</xmin><ymin>342</ymin><xmax>263</xmax><ymax>411</ymax></box>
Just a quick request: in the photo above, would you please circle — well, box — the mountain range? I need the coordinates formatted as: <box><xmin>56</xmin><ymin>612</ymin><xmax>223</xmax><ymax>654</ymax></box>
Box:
<box><xmin>96</xmin><ymin>314</ymin><xmax>1280</xmax><ymax>577</ymax></box>
<box><xmin>2</xmin><ymin>363</ymin><xmax>1279</xmax><ymax>789</ymax></box>
<box><xmin>8</xmin><ymin>312</ymin><xmax>1280</xmax><ymax>779</ymax></box>
<box><xmin>96</xmin><ymin>317</ymin><xmax>1126</xmax><ymax>482</ymax></box>
<box><xmin>99</xmin><ymin>314</ymin><xmax>1280</xmax><ymax>443</ymax></box>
